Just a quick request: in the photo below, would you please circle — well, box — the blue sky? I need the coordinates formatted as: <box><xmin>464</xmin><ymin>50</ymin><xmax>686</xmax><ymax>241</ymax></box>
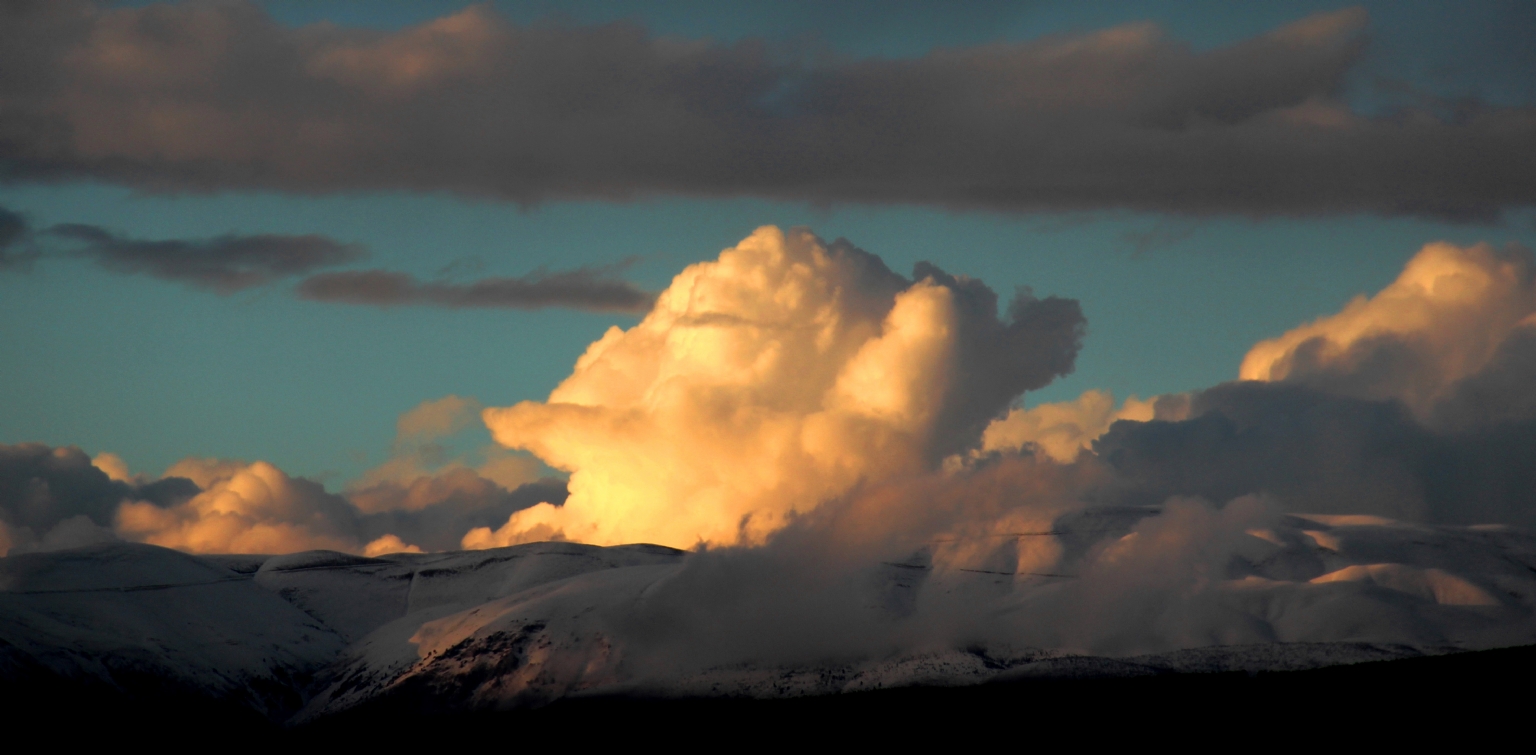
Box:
<box><xmin>3</xmin><ymin>0</ymin><xmax>1533</xmax><ymax>484</ymax></box>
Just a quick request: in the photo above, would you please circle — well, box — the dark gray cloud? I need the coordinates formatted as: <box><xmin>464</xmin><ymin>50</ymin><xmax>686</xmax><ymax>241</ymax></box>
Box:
<box><xmin>2</xmin><ymin>2</ymin><xmax>1533</xmax><ymax>219</ymax></box>
<box><xmin>1083</xmin><ymin>241</ymin><xmax>1536</xmax><ymax>528</ymax></box>
<box><xmin>48</xmin><ymin>223</ymin><xmax>365</xmax><ymax>294</ymax></box>
<box><xmin>0</xmin><ymin>204</ymin><xmax>36</xmax><ymax>270</ymax></box>
<box><xmin>1095</xmin><ymin>378</ymin><xmax>1536</xmax><ymax>529</ymax></box>
<box><xmin>296</xmin><ymin>267</ymin><xmax>656</xmax><ymax>314</ymax></box>
<box><xmin>1430</xmin><ymin>330</ymin><xmax>1536</xmax><ymax>431</ymax></box>
<box><xmin>0</xmin><ymin>444</ymin><xmax>197</xmax><ymax>552</ymax></box>
<box><xmin>0</xmin><ymin>202</ymin><xmax>362</xmax><ymax>289</ymax></box>
<box><xmin>0</xmin><ymin>202</ymin><xmax>652</xmax><ymax>312</ymax></box>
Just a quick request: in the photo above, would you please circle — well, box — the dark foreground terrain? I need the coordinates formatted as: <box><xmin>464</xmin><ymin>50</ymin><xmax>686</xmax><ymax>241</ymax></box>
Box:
<box><xmin>5</xmin><ymin>643</ymin><xmax>1531</xmax><ymax>744</ymax></box>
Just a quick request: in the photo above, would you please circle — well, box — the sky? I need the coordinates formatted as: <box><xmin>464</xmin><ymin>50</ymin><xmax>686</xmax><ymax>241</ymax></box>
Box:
<box><xmin>2</xmin><ymin>0</ymin><xmax>1535</xmax><ymax>558</ymax></box>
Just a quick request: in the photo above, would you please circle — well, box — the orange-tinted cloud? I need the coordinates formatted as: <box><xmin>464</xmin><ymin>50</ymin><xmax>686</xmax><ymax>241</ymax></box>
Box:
<box><xmin>1241</xmin><ymin>242</ymin><xmax>1536</xmax><ymax>416</ymax></box>
<box><xmin>115</xmin><ymin>459</ymin><xmax>360</xmax><ymax>554</ymax></box>
<box><xmin>362</xmin><ymin>533</ymin><xmax>423</xmax><ymax>557</ymax></box>
<box><xmin>1097</xmin><ymin>243</ymin><xmax>1536</xmax><ymax>527</ymax></box>
<box><xmin>474</xmin><ymin>227</ymin><xmax>1083</xmax><ymax>548</ymax></box>
<box><xmin>981</xmin><ymin>390</ymin><xmax>1159</xmax><ymax>463</ymax></box>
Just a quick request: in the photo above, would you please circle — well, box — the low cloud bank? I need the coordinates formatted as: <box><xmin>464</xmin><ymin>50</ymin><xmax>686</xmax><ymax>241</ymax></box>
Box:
<box><xmin>2</xmin><ymin>3</ymin><xmax>1533</xmax><ymax>218</ymax></box>
<box><xmin>0</xmin><ymin>393</ymin><xmax>567</xmax><ymax>557</ymax></box>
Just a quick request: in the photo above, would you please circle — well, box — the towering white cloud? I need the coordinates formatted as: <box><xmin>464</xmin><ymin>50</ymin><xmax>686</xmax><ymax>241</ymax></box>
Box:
<box><xmin>474</xmin><ymin>227</ymin><xmax>1083</xmax><ymax>548</ymax></box>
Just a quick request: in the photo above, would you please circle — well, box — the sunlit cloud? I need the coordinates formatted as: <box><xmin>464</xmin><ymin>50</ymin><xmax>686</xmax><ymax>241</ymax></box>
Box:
<box><xmin>362</xmin><ymin>533</ymin><xmax>422</xmax><ymax>557</ymax></box>
<box><xmin>473</xmin><ymin>226</ymin><xmax>1084</xmax><ymax>548</ymax></box>
<box><xmin>1240</xmin><ymin>242</ymin><xmax>1536</xmax><ymax>419</ymax></box>
<box><xmin>115</xmin><ymin>459</ymin><xmax>361</xmax><ymax>554</ymax></box>
<box><xmin>980</xmin><ymin>390</ymin><xmax>1161</xmax><ymax>463</ymax></box>
<box><xmin>0</xmin><ymin>396</ymin><xmax>559</xmax><ymax>556</ymax></box>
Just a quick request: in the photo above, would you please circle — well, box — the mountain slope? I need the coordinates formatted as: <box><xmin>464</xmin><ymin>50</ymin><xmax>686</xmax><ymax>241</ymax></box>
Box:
<box><xmin>3</xmin><ymin>513</ymin><xmax>1535</xmax><ymax>724</ymax></box>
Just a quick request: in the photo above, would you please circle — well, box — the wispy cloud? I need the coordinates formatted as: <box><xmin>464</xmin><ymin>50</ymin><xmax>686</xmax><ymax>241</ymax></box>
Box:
<box><xmin>296</xmin><ymin>266</ymin><xmax>656</xmax><ymax>313</ymax></box>
<box><xmin>0</xmin><ymin>205</ymin><xmax>37</xmax><ymax>270</ymax></box>
<box><xmin>0</xmin><ymin>203</ymin><xmax>651</xmax><ymax>313</ymax></box>
<box><xmin>48</xmin><ymin>223</ymin><xmax>365</xmax><ymax>293</ymax></box>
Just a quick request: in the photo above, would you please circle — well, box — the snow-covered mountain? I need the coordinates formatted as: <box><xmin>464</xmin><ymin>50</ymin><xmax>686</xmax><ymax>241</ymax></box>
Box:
<box><xmin>3</xmin><ymin>511</ymin><xmax>1535</xmax><ymax>726</ymax></box>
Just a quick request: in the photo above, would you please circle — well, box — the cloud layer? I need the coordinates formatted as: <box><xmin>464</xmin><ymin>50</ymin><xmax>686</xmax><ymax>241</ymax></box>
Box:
<box><xmin>3</xmin><ymin>3</ymin><xmax>1533</xmax><ymax>218</ymax></box>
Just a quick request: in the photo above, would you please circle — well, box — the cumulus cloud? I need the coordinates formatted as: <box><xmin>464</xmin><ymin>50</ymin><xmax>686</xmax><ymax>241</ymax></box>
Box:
<box><xmin>0</xmin><ymin>443</ymin><xmax>196</xmax><ymax>554</ymax></box>
<box><xmin>115</xmin><ymin>458</ymin><xmax>363</xmax><ymax>553</ymax></box>
<box><xmin>90</xmin><ymin>452</ymin><xmax>136</xmax><ymax>483</ymax></box>
<box><xmin>460</xmin><ymin>229</ymin><xmax>1536</xmax><ymax>572</ymax></box>
<box><xmin>1096</xmin><ymin>242</ymin><xmax>1536</xmax><ymax>527</ymax></box>
<box><xmin>2</xmin><ymin>3</ymin><xmax>1533</xmax><ymax>218</ymax></box>
<box><xmin>295</xmin><ymin>266</ymin><xmax>655</xmax><ymax>314</ymax></box>
<box><xmin>981</xmin><ymin>390</ymin><xmax>1159</xmax><ymax>463</ymax></box>
<box><xmin>473</xmin><ymin>226</ymin><xmax>1083</xmax><ymax>548</ymax></box>
<box><xmin>968</xmin><ymin>242</ymin><xmax>1536</xmax><ymax>524</ymax></box>
<box><xmin>119</xmin><ymin>403</ymin><xmax>567</xmax><ymax>552</ymax></box>
<box><xmin>10</xmin><ymin>228</ymin><xmax>1536</xmax><ymax>671</ymax></box>
<box><xmin>0</xmin><ymin>436</ymin><xmax>561</xmax><ymax>556</ymax></box>
<box><xmin>1240</xmin><ymin>242</ymin><xmax>1536</xmax><ymax>417</ymax></box>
